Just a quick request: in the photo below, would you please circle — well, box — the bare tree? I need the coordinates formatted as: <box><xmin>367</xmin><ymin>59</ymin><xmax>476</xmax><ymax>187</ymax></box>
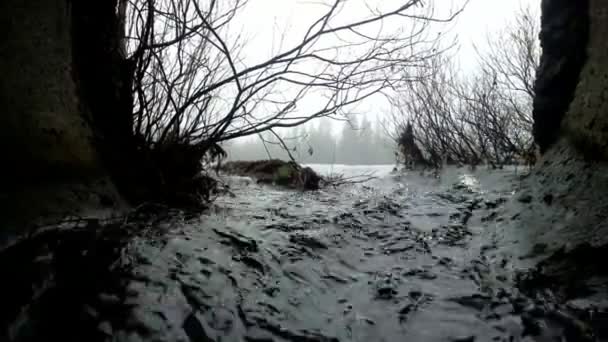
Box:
<box><xmin>122</xmin><ymin>0</ymin><xmax>464</xmax><ymax>162</ymax></box>
<box><xmin>387</xmin><ymin>4</ymin><xmax>540</xmax><ymax>170</ymax></box>
<box><xmin>475</xmin><ymin>4</ymin><xmax>540</xmax><ymax>151</ymax></box>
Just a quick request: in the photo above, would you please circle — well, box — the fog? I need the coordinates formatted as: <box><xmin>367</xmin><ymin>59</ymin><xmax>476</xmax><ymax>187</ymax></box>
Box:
<box><xmin>225</xmin><ymin>117</ymin><xmax>395</xmax><ymax>165</ymax></box>
<box><xmin>225</xmin><ymin>0</ymin><xmax>540</xmax><ymax>165</ymax></box>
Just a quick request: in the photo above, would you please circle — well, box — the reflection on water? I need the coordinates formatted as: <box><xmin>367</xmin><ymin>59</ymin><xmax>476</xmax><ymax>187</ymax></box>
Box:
<box><xmin>459</xmin><ymin>174</ymin><xmax>480</xmax><ymax>191</ymax></box>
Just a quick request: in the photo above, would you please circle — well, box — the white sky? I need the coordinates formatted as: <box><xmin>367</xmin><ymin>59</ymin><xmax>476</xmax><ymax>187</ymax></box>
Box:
<box><xmin>454</xmin><ymin>0</ymin><xmax>539</xmax><ymax>69</ymax></box>
<box><xmin>234</xmin><ymin>0</ymin><xmax>540</xmax><ymax>66</ymax></box>
<box><xmin>230</xmin><ymin>0</ymin><xmax>540</xmax><ymax>136</ymax></box>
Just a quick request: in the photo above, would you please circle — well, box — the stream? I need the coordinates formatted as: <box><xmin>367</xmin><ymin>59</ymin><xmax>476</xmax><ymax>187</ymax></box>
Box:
<box><xmin>108</xmin><ymin>165</ymin><xmax>533</xmax><ymax>342</ymax></box>
<box><xmin>5</xmin><ymin>165</ymin><xmax>594</xmax><ymax>342</ymax></box>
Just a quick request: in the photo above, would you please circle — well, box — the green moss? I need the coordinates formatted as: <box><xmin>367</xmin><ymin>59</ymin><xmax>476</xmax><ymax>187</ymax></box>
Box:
<box><xmin>273</xmin><ymin>165</ymin><xmax>296</xmax><ymax>185</ymax></box>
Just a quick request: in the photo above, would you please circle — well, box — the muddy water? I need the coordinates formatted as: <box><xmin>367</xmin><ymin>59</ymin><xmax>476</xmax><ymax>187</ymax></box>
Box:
<box><xmin>107</xmin><ymin>166</ymin><xmax>535</xmax><ymax>342</ymax></box>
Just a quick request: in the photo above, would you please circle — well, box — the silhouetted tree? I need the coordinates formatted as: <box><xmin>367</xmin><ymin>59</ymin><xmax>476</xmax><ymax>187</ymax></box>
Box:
<box><xmin>387</xmin><ymin>4</ymin><xmax>540</xmax><ymax>169</ymax></box>
<box><xmin>125</xmin><ymin>0</ymin><xmax>463</xmax><ymax>162</ymax></box>
<box><xmin>397</xmin><ymin>122</ymin><xmax>427</xmax><ymax>168</ymax></box>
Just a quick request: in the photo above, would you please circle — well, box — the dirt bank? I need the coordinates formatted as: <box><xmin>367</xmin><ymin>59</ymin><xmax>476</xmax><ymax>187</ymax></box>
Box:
<box><xmin>222</xmin><ymin>160</ymin><xmax>322</xmax><ymax>190</ymax></box>
<box><xmin>496</xmin><ymin>0</ymin><xmax>608</xmax><ymax>324</ymax></box>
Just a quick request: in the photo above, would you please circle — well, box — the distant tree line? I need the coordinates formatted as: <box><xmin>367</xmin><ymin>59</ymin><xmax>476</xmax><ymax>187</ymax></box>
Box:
<box><xmin>225</xmin><ymin>117</ymin><xmax>395</xmax><ymax>165</ymax></box>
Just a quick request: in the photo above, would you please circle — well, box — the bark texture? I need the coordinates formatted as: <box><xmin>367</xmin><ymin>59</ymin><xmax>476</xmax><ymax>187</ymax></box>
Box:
<box><xmin>0</xmin><ymin>1</ymin><xmax>128</xmax><ymax>232</ymax></box>
<box><xmin>533</xmin><ymin>0</ymin><xmax>589</xmax><ymax>152</ymax></box>
<box><xmin>560</xmin><ymin>0</ymin><xmax>608</xmax><ymax>159</ymax></box>
<box><xmin>71</xmin><ymin>1</ymin><xmax>137</xmax><ymax>189</ymax></box>
<box><xmin>0</xmin><ymin>0</ymin><xmax>101</xmax><ymax>182</ymax></box>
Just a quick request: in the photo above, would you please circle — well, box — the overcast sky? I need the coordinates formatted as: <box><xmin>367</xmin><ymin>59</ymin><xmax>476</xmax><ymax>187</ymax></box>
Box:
<box><xmin>235</xmin><ymin>0</ymin><xmax>539</xmax><ymax>65</ymax></box>
<box><xmin>453</xmin><ymin>0</ymin><xmax>539</xmax><ymax>68</ymax></box>
<box><xmin>229</xmin><ymin>0</ymin><xmax>540</xmax><ymax>136</ymax></box>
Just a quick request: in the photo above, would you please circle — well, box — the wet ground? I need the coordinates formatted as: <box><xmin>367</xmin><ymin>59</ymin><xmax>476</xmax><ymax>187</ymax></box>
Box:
<box><xmin>99</xmin><ymin>166</ymin><xmax>527</xmax><ymax>342</ymax></box>
<box><xmin>2</xmin><ymin>165</ymin><xmax>606</xmax><ymax>341</ymax></box>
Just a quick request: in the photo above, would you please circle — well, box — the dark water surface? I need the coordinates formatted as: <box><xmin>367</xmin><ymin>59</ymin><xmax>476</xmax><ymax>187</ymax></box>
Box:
<box><xmin>105</xmin><ymin>165</ymin><xmax>536</xmax><ymax>342</ymax></box>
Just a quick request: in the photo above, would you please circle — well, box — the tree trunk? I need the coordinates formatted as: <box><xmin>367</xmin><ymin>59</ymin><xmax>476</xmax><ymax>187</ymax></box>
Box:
<box><xmin>70</xmin><ymin>1</ymin><xmax>140</xmax><ymax>196</ymax></box>
<box><xmin>0</xmin><ymin>0</ymin><xmax>135</xmax><ymax>180</ymax></box>
<box><xmin>0</xmin><ymin>0</ymin><xmax>134</xmax><ymax>226</ymax></box>
<box><xmin>532</xmin><ymin>0</ymin><xmax>589</xmax><ymax>152</ymax></box>
<box><xmin>0</xmin><ymin>0</ymin><xmax>102</xmax><ymax>183</ymax></box>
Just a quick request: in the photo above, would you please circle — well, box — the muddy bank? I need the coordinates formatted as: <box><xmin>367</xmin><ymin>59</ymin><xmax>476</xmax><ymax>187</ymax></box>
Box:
<box><xmin>485</xmin><ymin>1</ymin><xmax>608</xmax><ymax>337</ymax></box>
<box><xmin>519</xmin><ymin>0</ymin><xmax>608</xmax><ymax>305</ymax></box>
<box><xmin>222</xmin><ymin>160</ymin><xmax>322</xmax><ymax>190</ymax></box>
<box><xmin>0</xmin><ymin>207</ymin><xmax>201</xmax><ymax>342</ymax></box>
<box><xmin>0</xmin><ymin>218</ymin><xmax>131</xmax><ymax>342</ymax></box>
<box><xmin>487</xmin><ymin>0</ymin><xmax>608</xmax><ymax>301</ymax></box>
<box><xmin>0</xmin><ymin>178</ymin><xmax>127</xmax><ymax>252</ymax></box>
<box><xmin>480</xmin><ymin>142</ymin><xmax>608</xmax><ymax>340</ymax></box>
